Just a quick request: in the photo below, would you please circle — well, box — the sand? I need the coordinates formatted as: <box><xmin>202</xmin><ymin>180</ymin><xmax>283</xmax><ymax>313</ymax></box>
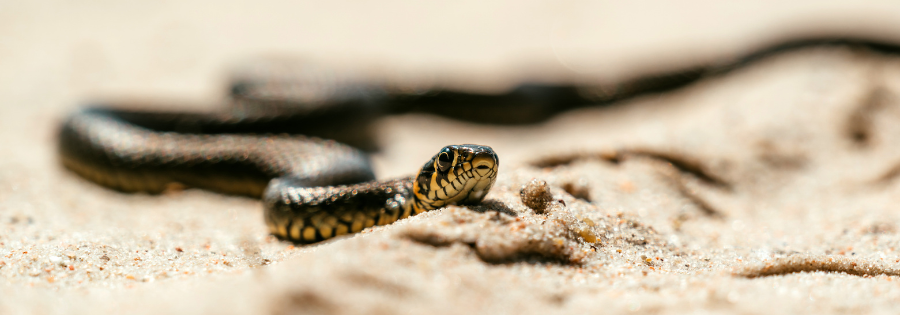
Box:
<box><xmin>5</xmin><ymin>1</ymin><xmax>900</xmax><ymax>314</ymax></box>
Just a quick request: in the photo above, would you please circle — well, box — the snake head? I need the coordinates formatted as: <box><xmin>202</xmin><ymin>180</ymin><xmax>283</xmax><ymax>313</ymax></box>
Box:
<box><xmin>412</xmin><ymin>144</ymin><xmax>499</xmax><ymax>212</ymax></box>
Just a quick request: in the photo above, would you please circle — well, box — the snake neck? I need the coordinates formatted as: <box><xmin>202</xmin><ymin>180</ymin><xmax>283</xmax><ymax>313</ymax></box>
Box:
<box><xmin>263</xmin><ymin>176</ymin><xmax>417</xmax><ymax>243</ymax></box>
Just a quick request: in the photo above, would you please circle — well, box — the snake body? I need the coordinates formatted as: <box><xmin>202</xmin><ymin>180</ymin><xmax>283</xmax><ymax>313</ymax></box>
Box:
<box><xmin>59</xmin><ymin>105</ymin><xmax>498</xmax><ymax>243</ymax></box>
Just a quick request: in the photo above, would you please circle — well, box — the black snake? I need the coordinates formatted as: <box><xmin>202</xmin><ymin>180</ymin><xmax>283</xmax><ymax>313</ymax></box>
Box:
<box><xmin>59</xmin><ymin>104</ymin><xmax>498</xmax><ymax>243</ymax></box>
<box><xmin>56</xmin><ymin>37</ymin><xmax>900</xmax><ymax>244</ymax></box>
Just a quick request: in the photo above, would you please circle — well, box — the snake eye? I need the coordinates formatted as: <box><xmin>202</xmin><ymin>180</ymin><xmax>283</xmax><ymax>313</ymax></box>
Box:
<box><xmin>437</xmin><ymin>151</ymin><xmax>453</xmax><ymax>172</ymax></box>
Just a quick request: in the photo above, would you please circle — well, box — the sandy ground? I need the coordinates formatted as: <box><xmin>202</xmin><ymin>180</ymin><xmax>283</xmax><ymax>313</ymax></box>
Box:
<box><xmin>6</xmin><ymin>1</ymin><xmax>900</xmax><ymax>314</ymax></box>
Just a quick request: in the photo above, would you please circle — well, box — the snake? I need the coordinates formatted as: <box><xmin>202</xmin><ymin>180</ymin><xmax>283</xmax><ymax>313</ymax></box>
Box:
<box><xmin>56</xmin><ymin>37</ymin><xmax>900</xmax><ymax>244</ymax></box>
<box><xmin>58</xmin><ymin>104</ymin><xmax>498</xmax><ymax>243</ymax></box>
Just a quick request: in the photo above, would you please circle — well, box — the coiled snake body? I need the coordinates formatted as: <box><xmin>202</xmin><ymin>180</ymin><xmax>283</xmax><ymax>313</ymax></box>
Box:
<box><xmin>59</xmin><ymin>102</ymin><xmax>498</xmax><ymax>243</ymax></box>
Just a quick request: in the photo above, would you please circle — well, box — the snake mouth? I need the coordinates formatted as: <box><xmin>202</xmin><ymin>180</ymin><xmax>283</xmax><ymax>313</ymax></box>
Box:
<box><xmin>472</xmin><ymin>156</ymin><xmax>495</xmax><ymax>175</ymax></box>
<box><xmin>459</xmin><ymin>145</ymin><xmax>498</xmax><ymax>204</ymax></box>
<box><xmin>469</xmin><ymin>146</ymin><xmax>498</xmax><ymax>177</ymax></box>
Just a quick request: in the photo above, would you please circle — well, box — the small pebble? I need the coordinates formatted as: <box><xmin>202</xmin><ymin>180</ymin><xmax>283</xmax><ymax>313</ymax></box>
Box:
<box><xmin>520</xmin><ymin>179</ymin><xmax>553</xmax><ymax>214</ymax></box>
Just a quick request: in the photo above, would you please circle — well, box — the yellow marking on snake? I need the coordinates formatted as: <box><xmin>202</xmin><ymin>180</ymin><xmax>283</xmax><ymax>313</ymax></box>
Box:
<box><xmin>319</xmin><ymin>226</ymin><xmax>333</xmax><ymax>239</ymax></box>
<box><xmin>277</xmin><ymin>223</ymin><xmax>288</xmax><ymax>238</ymax></box>
<box><xmin>351</xmin><ymin>220</ymin><xmax>363</xmax><ymax>233</ymax></box>
<box><xmin>290</xmin><ymin>221</ymin><xmax>303</xmax><ymax>240</ymax></box>
<box><xmin>335</xmin><ymin>224</ymin><xmax>348</xmax><ymax>236</ymax></box>
<box><xmin>303</xmin><ymin>227</ymin><xmax>317</xmax><ymax>241</ymax></box>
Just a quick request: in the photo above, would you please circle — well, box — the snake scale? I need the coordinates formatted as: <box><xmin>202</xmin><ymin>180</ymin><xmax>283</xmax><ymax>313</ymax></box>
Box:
<box><xmin>57</xmin><ymin>37</ymin><xmax>900</xmax><ymax>244</ymax></box>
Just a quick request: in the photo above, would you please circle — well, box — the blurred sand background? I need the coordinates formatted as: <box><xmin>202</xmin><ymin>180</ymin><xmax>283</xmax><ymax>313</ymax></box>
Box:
<box><xmin>6</xmin><ymin>1</ymin><xmax>900</xmax><ymax>314</ymax></box>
